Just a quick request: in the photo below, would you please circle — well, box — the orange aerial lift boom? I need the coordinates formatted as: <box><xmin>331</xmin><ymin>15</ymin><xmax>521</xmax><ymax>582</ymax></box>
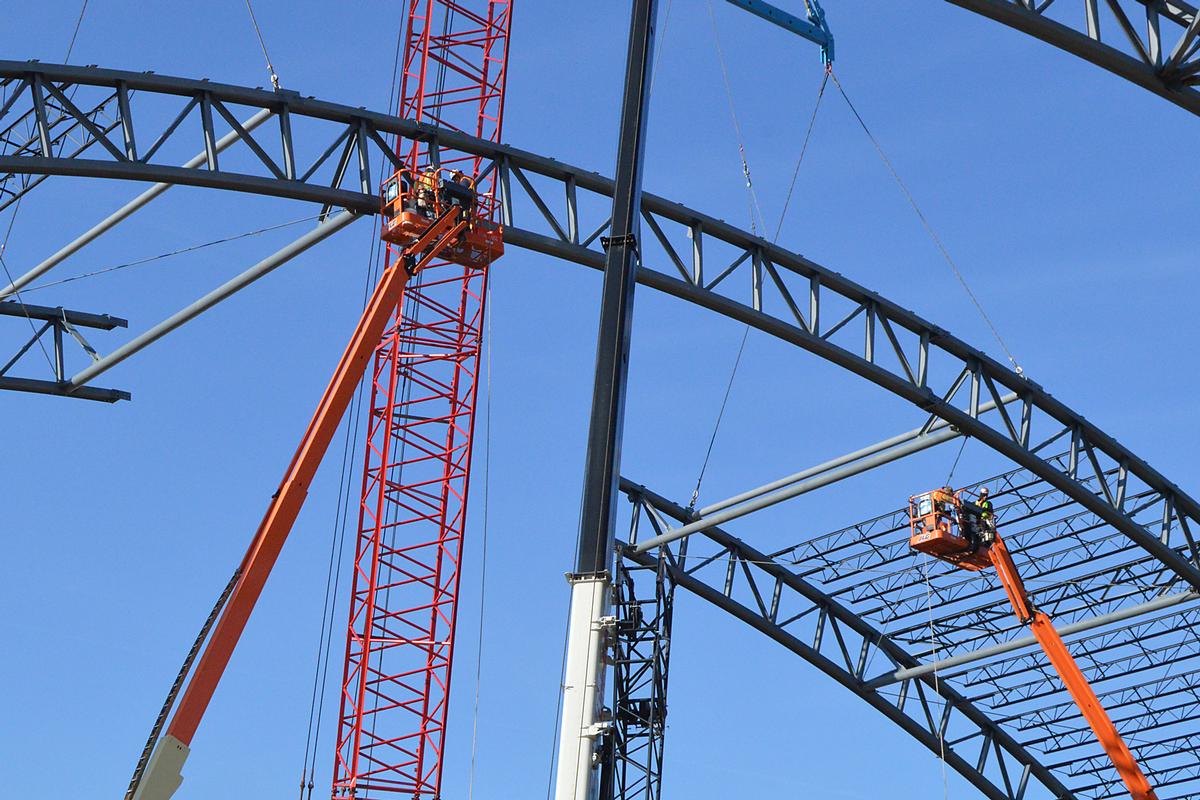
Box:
<box><xmin>910</xmin><ymin>488</ymin><xmax>1158</xmax><ymax>800</ymax></box>
<box><xmin>129</xmin><ymin>171</ymin><xmax>496</xmax><ymax>800</ymax></box>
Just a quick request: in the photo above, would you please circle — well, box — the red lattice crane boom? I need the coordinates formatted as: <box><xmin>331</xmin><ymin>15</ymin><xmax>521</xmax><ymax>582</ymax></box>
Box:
<box><xmin>332</xmin><ymin>3</ymin><xmax>512</xmax><ymax>798</ymax></box>
<box><xmin>128</xmin><ymin>5</ymin><xmax>511</xmax><ymax>799</ymax></box>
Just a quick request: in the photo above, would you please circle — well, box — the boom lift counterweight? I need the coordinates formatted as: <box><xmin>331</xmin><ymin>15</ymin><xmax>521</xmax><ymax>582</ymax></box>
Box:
<box><xmin>909</xmin><ymin>488</ymin><xmax>1159</xmax><ymax>800</ymax></box>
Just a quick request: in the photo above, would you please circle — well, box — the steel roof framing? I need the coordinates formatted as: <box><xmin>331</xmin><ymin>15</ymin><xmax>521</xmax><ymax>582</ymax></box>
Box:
<box><xmin>618</xmin><ymin>480</ymin><xmax>1075</xmax><ymax>800</ymax></box>
<box><xmin>4</xmin><ymin>61</ymin><xmax>1200</xmax><ymax>800</ymax></box>
<box><xmin>1</xmin><ymin>64</ymin><xmax>1197</xmax><ymax>602</ymax></box>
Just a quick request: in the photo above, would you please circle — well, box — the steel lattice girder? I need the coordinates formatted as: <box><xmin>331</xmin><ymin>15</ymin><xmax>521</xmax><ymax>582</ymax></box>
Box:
<box><xmin>618</xmin><ymin>480</ymin><xmax>1075</xmax><ymax>800</ymax></box>
<box><xmin>621</xmin><ymin>475</ymin><xmax>1200</xmax><ymax>800</ymax></box>
<box><xmin>944</xmin><ymin>0</ymin><xmax>1200</xmax><ymax>117</ymax></box>
<box><xmin>609</xmin><ymin>552</ymin><xmax>673</xmax><ymax>800</ymax></box>
<box><xmin>2</xmin><ymin>63</ymin><xmax>1196</xmax><ymax>595</ymax></box>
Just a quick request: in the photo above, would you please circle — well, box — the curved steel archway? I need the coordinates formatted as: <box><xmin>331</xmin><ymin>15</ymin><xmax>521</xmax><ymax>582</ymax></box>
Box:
<box><xmin>944</xmin><ymin>0</ymin><xmax>1200</xmax><ymax>117</ymax></box>
<box><xmin>3</xmin><ymin>62</ymin><xmax>1198</xmax><ymax>797</ymax></box>
<box><xmin>618</xmin><ymin>479</ymin><xmax>1077</xmax><ymax>800</ymax></box>
<box><xmin>619</xmin><ymin>469</ymin><xmax>1200</xmax><ymax>800</ymax></box>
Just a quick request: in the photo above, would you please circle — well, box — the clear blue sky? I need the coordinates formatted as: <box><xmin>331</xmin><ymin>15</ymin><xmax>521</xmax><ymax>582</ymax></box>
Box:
<box><xmin>3</xmin><ymin>2</ymin><xmax>1198</xmax><ymax>799</ymax></box>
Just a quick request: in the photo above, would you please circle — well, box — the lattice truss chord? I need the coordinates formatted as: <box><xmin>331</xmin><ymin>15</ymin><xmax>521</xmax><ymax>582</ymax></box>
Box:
<box><xmin>943</xmin><ymin>0</ymin><xmax>1200</xmax><ymax>114</ymax></box>
<box><xmin>331</xmin><ymin>3</ymin><xmax>510</xmax><ymax>799</ymax></box>
<box><xmin>6</xmin><ymin>66</ymin><xmax>1200</xmax><ymax>607</ymax></box>
<box><xmin>619</xmin><ymin>455</ymin><xmax>1200</xmax><ymax>800</ymax></box>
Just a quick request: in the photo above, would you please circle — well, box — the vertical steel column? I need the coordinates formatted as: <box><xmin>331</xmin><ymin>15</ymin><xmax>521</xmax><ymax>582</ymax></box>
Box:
<box><xmin>575</xmin><ymin>0</ymin><xmax>658</xmax><ymax>578</ymax></box>
<box><xmin>557</xmin><ymin>3</ymin><xmax>657</xmax><ymax>800</ymax></box>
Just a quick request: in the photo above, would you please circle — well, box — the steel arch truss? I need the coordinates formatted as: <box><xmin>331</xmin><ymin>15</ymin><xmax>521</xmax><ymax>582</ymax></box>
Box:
<box><xmin>618</xmin><ymin>480</ymin><xmax>1075</xmax><ymax>800</ymax></box>
<box><xmin>5</xmin><ymin>63</ymin><xmax>1200</xmax><ymax>798</ymax></box>
<box><xmin>621</xmin><ymin>467</ymin><xmax>1200</xmax><ymax>800</ymax></box>
<box><xmin>944</xmin><ymin>0</ymin><xmax>1200</xmax><ymax>116</ymax></box>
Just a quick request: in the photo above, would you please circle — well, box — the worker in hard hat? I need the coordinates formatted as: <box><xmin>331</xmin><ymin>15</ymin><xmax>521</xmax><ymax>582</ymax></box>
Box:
<box><xmin>978</xmin><ymin>487</ymin><xmax>995</xmax><ymax>539</ymax></box>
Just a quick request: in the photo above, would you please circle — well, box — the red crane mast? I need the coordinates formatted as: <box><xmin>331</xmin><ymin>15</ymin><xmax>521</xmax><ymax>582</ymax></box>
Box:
<box><xmin>332</xmin><ymin>3</ymin><xmax>512</xmax><ymax>797</ymax></box>
<box><xmin>126</xmin><ymin>6</ymin><xmax>511</xmax><ymax>799</ymax></box>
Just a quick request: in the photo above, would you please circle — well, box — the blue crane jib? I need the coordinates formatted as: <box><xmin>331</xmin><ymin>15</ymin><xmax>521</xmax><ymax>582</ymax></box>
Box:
<box><xmin>722</xmin><ymin>0</ymin><xmax>834</xmax><ymax>64</ymax></box>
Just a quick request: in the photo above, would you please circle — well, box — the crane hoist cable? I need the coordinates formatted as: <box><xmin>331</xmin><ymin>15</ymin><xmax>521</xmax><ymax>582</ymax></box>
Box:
<box><xmin>467</xmin><ymin>278</ymin><xmax>495</xmax><ymax>800</ymax></box>
<box><xmin>687</xmin><ymin>66</ymin><xmax>830</xmax><ymax>511</ymax></box>
<box><xmin>828</xmin><ymin>70</ymin><xmax>1025</xmax><ymax>378</ymax></box>
<box><xmin>65</xmin><ymin>0</ymin><xmax>90</xmax><ymax>62</ymax></box>
<box><xmin>705</xmin><ymin>0</ymin><xmax>768</xmax><ymax>237</ymax></box>
<box><xmin>296</xmin><ymin>17</ymin><xmax>411</xmax><ymax>790</ymax></box>
<box><xmin>243</xmin><ymin>0</ymin><xmax>281</xmax><ymax>90</ymax></box>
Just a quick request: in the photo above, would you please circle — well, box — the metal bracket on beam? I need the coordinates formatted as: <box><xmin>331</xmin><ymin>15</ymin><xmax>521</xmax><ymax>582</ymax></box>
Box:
<box><xmin>0</xmin><ymin>301</ymin><xmax>130</xmax><ymax>402</ymax></box>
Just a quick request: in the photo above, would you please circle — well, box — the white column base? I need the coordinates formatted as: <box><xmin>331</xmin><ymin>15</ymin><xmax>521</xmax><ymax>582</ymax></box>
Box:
<box><xmin>553</xmin><ymin>574</ymin><xmax>612</xmax><ymax>800</ymax></box>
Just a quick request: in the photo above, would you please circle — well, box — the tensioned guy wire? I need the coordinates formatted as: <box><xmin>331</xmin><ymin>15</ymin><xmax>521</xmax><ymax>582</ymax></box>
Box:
<box><xmin>829</xmin><ymin>70</ymin><xmax>1025</xmax><ymax>377</ymax></box>
<box><xmin>243</xmin><ymin>0</ymin><xmax>281</xmax><ymax>90</ymax></box>
<box><xmin>20</xmin><ymin>215</ymin><xmax>322</xmax><ymax>293</ymax></box>
<box><xmin>688</xmin><ymin>66</ymin><xmax>830</xmax><ymax>511</ymax></box>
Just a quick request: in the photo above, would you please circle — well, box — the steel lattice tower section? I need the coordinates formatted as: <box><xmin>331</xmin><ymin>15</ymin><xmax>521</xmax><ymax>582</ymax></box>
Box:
<box><xmin>333</xmin><ymin>3</ymin><xmax>511</xmax><ymax>797</ymax></box>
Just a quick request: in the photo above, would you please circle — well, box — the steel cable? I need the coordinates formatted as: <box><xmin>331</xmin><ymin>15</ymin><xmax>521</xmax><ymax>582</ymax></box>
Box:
<box><xmin>467</xmin><ymin>276</ymin><xmax>494</xmax><ymax>800</ymax></box>
<box><xmin>829</xmin><ymin>70</ymin><xmax>1025</xmax><ymax>377</ymax></box>
<box><xmin>688</xmin><ymin>63</ymin><xmax>829</xmax><ymax>510</ymax></box>
<box><xmin>242</xmin><ymin>0</ymin><xmax>281</xmax><ymax>90</ymax></box>
<box><xmin>296</xmin><ymin>14</ymin><xmax>410</xmax><ymax>790</ymax></box>
<box><xmin>19</xmin><ymin>215</ymin><xmax>322</xmax><ymax>294</ymax></box>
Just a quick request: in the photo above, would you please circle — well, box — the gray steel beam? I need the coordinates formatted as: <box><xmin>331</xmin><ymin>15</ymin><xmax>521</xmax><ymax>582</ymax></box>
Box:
<box><xmin>700</xmin><ymin>392</ymin><xmax>1017</xmax><ymax>517</ymax></box>
<box><xmin>0</xmin><ymin>375</ymin><xmax>128</xmax><ymax>402</ymax></box>
<box><xmin>0</xmin><ymin>109</ymin><xmax>272</xmax><ymax>299</ymax></box>
<box><xmin>867</xmin><ymin>590</ymin><xmax>1200</xmax><ymax>688</ymax></box>
<box><xmin>66</xmin><ymin>210</ymin><xmax>357</xmax><ymax>390</ymax></box>
<box><xmin>632</xmin><ymin>409</ymin><xmax>1010</xmax><ymax>554</ymax></box>
<box><xmin>0</xmin><ymin>300</ymin><xmax>126</xmax><ymax>330</ymax></box>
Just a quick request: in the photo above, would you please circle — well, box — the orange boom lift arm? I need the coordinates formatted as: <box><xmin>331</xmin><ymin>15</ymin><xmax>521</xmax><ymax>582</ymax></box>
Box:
<box><xmin>130</xmin><ymin>170</ymin><xmax>495</xmax><ymax>800</ymax></box>
<box><xmin>909</xmin><ymin>488</ymin><xmax>1158</xmax><ymax>800</ymax></box>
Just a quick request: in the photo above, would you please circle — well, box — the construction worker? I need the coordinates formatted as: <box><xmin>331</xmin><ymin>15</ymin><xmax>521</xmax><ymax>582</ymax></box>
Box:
<box><xmin>442</xmin><ymin>169</ymin><xmax>476</xmax><ymax>213</ymax></box>
<box><xmin>978</xmin><ymin>487</ymin><xmax>995</xmax><ymax>538</ymax></box>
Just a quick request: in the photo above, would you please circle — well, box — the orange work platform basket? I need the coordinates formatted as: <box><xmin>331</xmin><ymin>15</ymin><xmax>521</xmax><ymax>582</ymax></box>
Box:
<box><xmin>379</xmin><ymin>168</ymin><xmax>504</xmax><ymax>270</ymax></box>
<box><xmin>908</xmin><ymin>488</ymin><xmax>992</xmax><ymax>571</ymax></box>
